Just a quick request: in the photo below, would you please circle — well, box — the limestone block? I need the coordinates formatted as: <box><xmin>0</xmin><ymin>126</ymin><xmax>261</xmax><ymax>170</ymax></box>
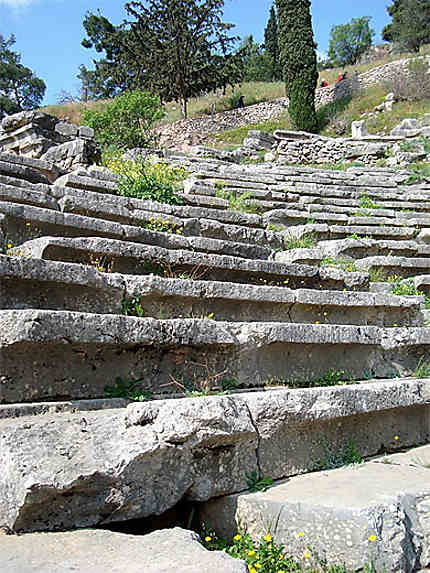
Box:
<box><xmin>351</xmin><ymin>120</ymin><xmax>368</xmax><ymax>139</ymax></box>
<box><xmin>0</xmin><ymin>528</ymin><xmax>248</xmax><ymax>573</ymax></box>
<box><xmin>206</xmin><ymin>463</ymin><xmax>430</xmax><ymax>572</ymax></box>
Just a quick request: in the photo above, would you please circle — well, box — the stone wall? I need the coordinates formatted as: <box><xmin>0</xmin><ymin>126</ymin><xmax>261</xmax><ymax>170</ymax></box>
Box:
<box><xmin>158</xmin><ymin>56</ymin><xmax>430</xmax><ymax>150</ymax></box>
<box><xmin>0</xmin><ymin>110</ymin><xmax>100</xmax><ymax>171</ymax></box>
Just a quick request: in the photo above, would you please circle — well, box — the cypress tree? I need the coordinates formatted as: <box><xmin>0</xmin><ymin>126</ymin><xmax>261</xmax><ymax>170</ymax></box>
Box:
<box><xmin>264</xmin><ymin>5</ymin><xmax>282</xmax><ymax>81</ymax></box>
<box><xmin>276</xmin><ymin>0</ymin><xmax>318</xmax><ymax>132</ymax></box>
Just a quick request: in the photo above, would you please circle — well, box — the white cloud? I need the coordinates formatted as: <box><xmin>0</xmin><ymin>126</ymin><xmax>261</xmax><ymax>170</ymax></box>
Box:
<box><xmin>0</xmin><ymin>0</ymin><xmax>36</xmax><ymax>6</ymax></box>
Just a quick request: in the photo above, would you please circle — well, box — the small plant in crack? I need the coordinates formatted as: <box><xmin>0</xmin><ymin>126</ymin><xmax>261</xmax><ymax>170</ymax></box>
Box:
<box><xmin>105</xmin><ymin>377</ymin><xmax>152</xmax><ymax>401</ymax></box>
<box><xmin>121</xmin><ymin>296</ymin><xmax>145</xmax><ymax>317</ymax></box>
<box><xmin>246</xmin><ymin>471</ymin><xmax>273</xmax><ymax>493</ymax></box>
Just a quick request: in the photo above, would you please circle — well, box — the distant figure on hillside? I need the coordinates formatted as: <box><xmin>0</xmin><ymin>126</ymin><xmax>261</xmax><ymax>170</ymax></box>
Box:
<box><xmin>237</xmin><ymin>95</ymin><xmax>245</xmax><ymax>109</ymax></box>
<box><xmin>320</xmin><ymin>79</ymin><xmax>329</xmax><ymax>87</ymax></box>
<box><xmin>337</xmin><ymin>73</ymin><xmax>344</xmax><ymax>83</ymax></box>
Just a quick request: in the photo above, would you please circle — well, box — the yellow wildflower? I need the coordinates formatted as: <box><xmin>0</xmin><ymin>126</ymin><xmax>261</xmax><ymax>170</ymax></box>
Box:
<box><xmin>368</xmin><ymin>535</ymin><xmax>377</xmax><ymax>542</ymax></box>
<box><xmin>304</xmin><ymin>552</ymin><xmax>311</xmax><ymax>559</ymax></box>
<box><xmin>255</xmin><ymin>564</ymin><xmax>262</xmax><ymax>570</ymax></box>
<box><xmin>298</xmin><ymin>531</ymin><xmax>305</xmax><ymax>537</ymax></box>
<box><xmin>248</xmin><ymin>550</ymin><xmax>256</xmax><ymax>557</ymax></box>
<box><xmin>315</xmin><ymin>321</ymin><xmax>320</xmax><ymax>325</ymax></box>
<box><xmin>278</xmin><ymin>570</ymin><xmax>285</xmax><ymax>573</ymax></box>
<box><xmin>264</xmin><ymin>534</ymin><xmax>272</xmax><ymax>542</ymax></box>
<box><xmin>249</xmin><ymin>569</ymin><xmax>257</xmax><ymax>573</ymax></box>
<box><xmin>7</xmin><ymin>243</ymin><xmax>12</xmax><ymax>249</ymax></box>
<box><xmin>205</xmin><ymin>536</ymin><xmax>212</xmax><ymax>542</ymax></box>
<box><xmin>234</xmin><ymin>534</ymin><xmax>241</xmax><ymax>541</ymax></box>
<box><xmin>279</xmin><ymin>554</ymin><xmax>284</xmax><ymax>560</ymax></box>
<box><xmin>394</xmin><ymin>435</ymin><xmax>399</xmax><ymax>441</ymax></box>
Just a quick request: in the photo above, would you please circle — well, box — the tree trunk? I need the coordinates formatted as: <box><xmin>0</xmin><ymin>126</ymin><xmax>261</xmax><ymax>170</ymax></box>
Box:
<box><xmin>180</xmin><ymin>98</ymin><xmax>188</xmax><ymax>119</ymax></box>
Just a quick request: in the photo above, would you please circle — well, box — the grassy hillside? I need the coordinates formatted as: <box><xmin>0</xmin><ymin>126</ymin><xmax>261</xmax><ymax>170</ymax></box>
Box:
<box><xmin>43</xmin><ymin>45</ymin><xmax>430</xmax><ymax>148</ymax></box>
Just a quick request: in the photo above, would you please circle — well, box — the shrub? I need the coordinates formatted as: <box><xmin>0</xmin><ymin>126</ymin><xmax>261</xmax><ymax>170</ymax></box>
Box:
<box><xmin>106</xmin><ymin>156</ymin><xmax>187</xmax><ymax>204</ymax></box>
<box><xmin>82</xmin><ymin>90</ymin><xmax>164</xmax><ymax>149</ymax></box>
<box><xmin>382</xmin><ymin>57</ymin><xmax>430</xmax><ymax>101</ymax></box>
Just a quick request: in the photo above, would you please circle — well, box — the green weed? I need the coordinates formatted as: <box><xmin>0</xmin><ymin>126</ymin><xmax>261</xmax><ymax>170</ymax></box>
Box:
<box><xmin>284</xmin><ymin>233</ymin><xmax>316</xmax><ymax>250</ymax></box>
<box><xmin>121</xmin><ymin>297</ymin><xmax>145</xmax><ymax>318</ymax></box>
<box><xmin>216</xmin><ymin>188</ymin><xmax>263</xmax><ymax>215</ymax></box>
<box><xmin>105</xmin><ymin>377</ymin><xmax>152</xmax><ymax>401</ymax></box>
<box><xmin>414</xmin><ymin>357</ymin><xmax>430</xmax><ymax>378</ymax></box>
<box><xmin>246</xmin><ymin>472</ymin><xmax>274</xmax><ymax>493</ymax></box>
<box><xmin>313</xmin><ymin>439</ymin><xmax>363</xmax><ymax>471</ymax></box>
<box><xmin>321</xmin><ymin>257</ymin><xmax>357</xmax><ymax>272</ymax></box>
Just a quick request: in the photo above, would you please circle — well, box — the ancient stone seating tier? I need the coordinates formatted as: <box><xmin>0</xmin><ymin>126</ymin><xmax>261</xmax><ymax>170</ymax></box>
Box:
<box><xmin>1</xmin><ymin>145</ymin><xmax>430</xmax><ymax>571</ymax></box>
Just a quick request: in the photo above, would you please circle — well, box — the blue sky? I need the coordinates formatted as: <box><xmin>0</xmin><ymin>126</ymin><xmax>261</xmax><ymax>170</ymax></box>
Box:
<box><xmin>0</xmin><ymin>0</ymin><xmax>392</xmax><ymax>105</ymax></box>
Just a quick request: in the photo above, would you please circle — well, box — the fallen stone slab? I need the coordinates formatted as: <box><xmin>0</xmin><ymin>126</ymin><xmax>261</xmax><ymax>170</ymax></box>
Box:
<box><xmin>1</xmin><ymin>381</ymin><xmax>429</xmax><ymax>533</ymax></box>
<box><xmin>55</xmin><ymin>172</ymin><xmax>118</xmax><ymax>194</ymax></box>
<box><xmin>0</xmin><ymin>527</ymin><xmax>247</xmax><ymax>573</ymax></box>
<box><xmin>0</xmin><ymin>159</ymin><xmax>50</xmax><ymax>185</ymax></box>
<box><xmin>0</xmin><ymin>152</ymin><xmax>62</xmax><ymax>182</ymax></box>
<box><xmin>0</xmin><ymin>181</ymin><xmax>59</xmax><ymax>211</ymax></box>
<box><xmin>1</xmin><ymin>310</ymin><xmax>430</xmax><ymax>403</ymax></box>
<box><xmin>10</xmin><ymin>236</ymin><xmax>369</xmax><ymax>290</ymax></box>
<box><xmin>356</xmin><ymin>256</ymin><xmax>430</xmax><ymax>279</ymax></box>
<box><xmin>198</xmin><ymin>463</ymin><xmax>430</xmax><ymax>572</ymax></box>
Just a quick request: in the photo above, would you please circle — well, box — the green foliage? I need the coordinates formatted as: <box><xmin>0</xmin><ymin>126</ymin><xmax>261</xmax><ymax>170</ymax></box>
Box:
<box><xmin>328</xmin><ymin>17</ymin><xmax>374</xmax><ymax>67</ymax></box>
<box><xmin>359</xmin><ymin>193</ymin><xmax>382</xmax><ymax>210</ymax></box>
<box><xmin>276</xmin><ymin>0</ymin><xmax>318</xmax><ymax>132</ymax></box>
<box><xmin>80</xmin><ymin>12</ymin><xmax>135</xmax><ymax>99</ymax></box>
<box><xmin>125</xmin><ymin>0</ymin><xmax>241</xmax><ymax>118</ymax></box>
<box><xmin>383</xmin><ymin>0</ymin><xmax>430</xmax><ymax>52</ymax></box>
<box><xmin>321</xmin><ymin>257</ymin><xmax>358</xmax><ymax>272</ymax></box>
<box><xmin>246</xmin><ymin>472</ymin><xmax>274</xmax><ymax>493</ymax></box>
<box><xmin>143</xmin><ymin>216</ymin><xmax>183</xmax><ymax>235</ymax></box>
<box><xmin>0</xmin><ymin>34</ymin><xmax>46</xmax><ymax>119</ymax></box>
<box><xmin>237</xmin><ymin>36</ymin><xmax>272</xmax><ymax>83</ymax></box>
<box><xmin>283</xmin><ymin>233</ymin><xmax>316</xmax><ymax>250</ymax></box>
<box><xmin>106</xmin><ymin>156</ymin><xmax>186</xmax><ymax>204</ymax></box>
<box><xmin>82</xmin><ymin>90</ymin><xmax>163</xmax><ymax>149</ymax></box>
<box><xmin>414</xmin><ymin>357</ymin><xmax>430</xmax><ymax>378</ymax></box>
<box><xmin>105</xmin><ymin>377</ymin><xmax>152</xmax><ymax>401</ymax></box>
<box><xmin>390</xmin><ymin>278</ymin><xmax>425</xmax><ymax>297</ymax></box>
<box><xmin>264</xmin><ymin>5</ymin><xmax>282</xmax><ymax>81</ymax></box>
<box><xmin>405</xmin><ymin>162</ymin><xmax>430</xmax><ymax>184</ymax></box>
<box><xmin>313</xmin><ymin>440</ymin><xmax>363</xmax><ymax>471</ymax></box>
<box><xmin>121</xmin><ymin>297</ymin><xmax>145</xmax><ymax>317</ymax></box>
<box><xmin>203</xmin><ymin>530</ymin><xmax>357</xmax><ymax>572</ymax></box>
<box><xmin>287</xmin><ymin>369</ymin><xmax>355</xmax><ymax>390</ymax></box>
<box><xmin>215</xmin><ymin>188</ymin><xmax>263</xmax><ymax>214</ymax></box>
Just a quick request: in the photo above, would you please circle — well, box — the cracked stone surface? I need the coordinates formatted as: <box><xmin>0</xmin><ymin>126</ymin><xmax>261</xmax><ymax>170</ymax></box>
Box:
<box><xmin>0</xmin><ymin>527</ymin><xmax>248</xmax><ymax>573</ymax></box>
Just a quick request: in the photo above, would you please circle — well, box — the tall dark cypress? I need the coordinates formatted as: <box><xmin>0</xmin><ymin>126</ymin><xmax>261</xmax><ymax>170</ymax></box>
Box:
<box><xmin>276</xmin><ymin>0</ymin><xmax>318</xmax><ymax>132</ymax></box>
<box><xmin>264</xmin><ymin>5</ymin><xmax>281</xmax><ymax>81</ymax></box>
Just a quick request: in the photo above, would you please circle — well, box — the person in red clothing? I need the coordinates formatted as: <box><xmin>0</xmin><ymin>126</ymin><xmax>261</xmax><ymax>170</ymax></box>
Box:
<box><xmin>337</xmin><ymin>73</ymin><xmax>344</xmax><ymax>83</ymax></box>
<box><xmin>320</xmin><ymin>79</ymin><xmax>329</xmax><ymax>87</ymax></box>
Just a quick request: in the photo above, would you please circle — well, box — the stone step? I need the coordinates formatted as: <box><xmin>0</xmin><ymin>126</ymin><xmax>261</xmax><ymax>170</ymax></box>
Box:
<box><xmin>50</xmin><ymin>184</ymin><xmax>268</xmax><ymax>230</ymax></box>
<box><xmin>10</xmin><ymin>236</ymin><xmax>369</xmax><ymax>290</ymax></box>
<box><xmin>56</xmin><ymin>192</ymin><xmax>284</xmax><ymax>250</ymax></box>
<box><xmin>298</xmin><ymin>194</ymin><xmax>430</xmax><ymax>213</ymax></box>
<box><xmin>0</xmin><ymin>528</ymin><xmax>247</xmax><ymax>573</ymax></box>
<box><xmin>287</xmin><ymin>223</ymin><xmax>417</xmax><ymax>242</ymax></box>
<box><xmin>0</xmin><ymin>152</ymin><xmax>62</xmax><ymax>182</ymax></box>
<box><xmin>1</xmin><ymin>256</ymin><xmax>421</xmax><ymax>326</ymax></box>
<box><xmin>0</xmin><ymin>202</ymin><xmax>272</xmax><ymax>260</ymax></box>
<box><xmin>0</xmin><ymin>179</ymin><xmax>59</xmax><ymax>210</ymax></box>
<box><xmin>199</xmin><ymin>459</ymin><xmax>430</xmax><ymax>572</ymax></box>
<box><xmin>0</xmin><ymin>380</ymin><xmax>428</xmax><ymax>532</ymax></box>
<box><xmin>275</xmin><ymin>239</ymin><xmax>430</xmax><ymax>266</ymax></box>
<box><xmin>264</xmin><ymin>207</ymin><xmax>429</xmax><ymax>228</ymax></box>
<box><xmin>356</xmin><ymin>256</ymin><xmax>430</xmax><ymax>279</ymax></box>
<box><xmin>1</xmin><ymin>309</ymin><xmax>430</xmax><ymax>403</ymax></box>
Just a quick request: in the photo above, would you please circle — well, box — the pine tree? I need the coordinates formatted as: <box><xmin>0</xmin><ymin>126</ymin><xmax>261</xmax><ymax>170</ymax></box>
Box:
<box><xmin>276</xmin><ymin>0</ymin><xmax>318</xmax><ymax>132</ymax></box>
<box><xmin>264</xmin><ymin>5</ymin><xmax>282</xmax><ymax>81</ymax></box>
<box><xmin>125</xmin><ymin>0</ymin><xmax>241</xmax><ymax>118</ymax></box>
<box><xmin>0</xmin><ymin>35</ymin><xmax>46</xmax><ymax>119</ymax></box>
<box><xmin>383</xmin><ymin>0</ymin><xmax>430</xmax><ymax>52</ymax></box>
